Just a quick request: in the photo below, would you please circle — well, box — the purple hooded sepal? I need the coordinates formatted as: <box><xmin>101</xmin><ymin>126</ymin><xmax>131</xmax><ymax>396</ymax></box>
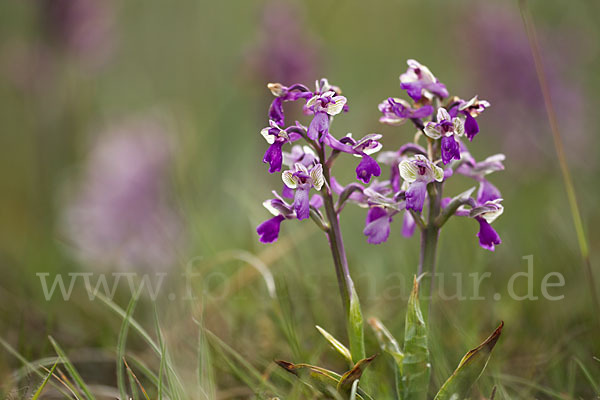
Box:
<box><xmin>268</xmin><ymin>97</ymin><xmax>285</xmax><ymax>126</ymax></box>
<box><xmin>356</xmin><ymin>155</ymin><xmax>381</xmax><ymax>184</ymax></box>
<box><xmin>441</xmin><ymin>135</ymin><xmax>461</xmax><ymax>164</ymax></box>
<box><xmin>476</xmin><ymin>216</ymin><xmax>502</xmax><ymax>251</ymax></box>
<box><xmin>307</xmin><ymin>111</ymin><xmax>329</xmax><ymax>141</ymax></box>
<box><xmin>363</xmin><ymin>207</ymin><xmax>392</xmax><ymax>244</ymax></box>
<box><xmin>464</xmin><ymin>113</ymin><xmax>479</xmax><ymax>141</ymax></box>
<box><xmin>257</xmin><ymin>215</ymin><xmax>285</xmax><ymax>243</ymax></box>
<box><xmin>263</xmin><ymin>141</ymin><xmax>284</xmax><ymax>173</ymax></box>
<box><xmin>293</xmin><ymin>184</ymin><xmax>311</xmax><ymax>220</ymax></box>
<box><xmin>477</xmin><ymin>180</ymin><xmax>501</xmax><ymax>204</ymax></box>
<box><xmin>405</xmin><ymin>181</ymin><xmax>427</xmax><ymax>213</ymax></box>
<box><xmin>401</xmin><ymin>81</ymin><xmax>449</xmax><ymax>102</ymax></box>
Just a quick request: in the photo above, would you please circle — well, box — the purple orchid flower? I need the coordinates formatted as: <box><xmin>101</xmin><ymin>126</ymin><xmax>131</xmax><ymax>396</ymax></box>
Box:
<box><xmin>364</xmin><ymin>207</ymin><xmax>393</xmax><ymax>244</ymax></box>
<box><xmin>330</xmin><ymin>177</ymin><xmax>406</xmax><ymax>244</ymax></box>
<box><xmin>267</xmin><ymin>82</ymin><xmax>313</xmax><ymax>126</ymax></box>
<box><xmin>399</xmin><ymin>154</ymin><xmax>444</xmax><ymax>212</ymax></box>
<box><xmin>469</xmin><ymin>199</ymin><xmax>504</xmax><ymax>251</ymax></box>
<box><xmin>281</xmin><ymin>162</ymin><xmax>325</xmax><ymax>220</ymax></box>
<box><xmin>282</xmin><ymin>144</ymin><xmax>318</xmax><ymax>167</ymax></box>
<box><xmin>400</xmin><ymin>59</ymin><xmax>449</xmax><ymax>101</ymax></box>
<box><xmin>456</xmin><ymin>149</ymin><xmax>505</xmax><ymax>204</ymax></box>
<box><xmin>449</xmin><ymin>95</ymin><xmax>491</xmax><ymax>141</ymax></box>
<box><xmin>260</xmin><ymin>120</ymin><xmax>304</xmax><ymax>173</ymax></box>
<box><xmin>257</xmin><ymin>190</ymin><xmax>323</xmax><ymax>243</ymax></box>
<box><xmin>450</xmin><ymin>196</ymin><xmax>504</xmax><ymax>251</ymax></box>
<box><xmin>305</xmin><ymin>89</ymin><xmax>347</xmax><ymax>141</ymax></box>
<box><xmin>378</xmin><ymin>97</ymin><xmax>434</xmax><ymax>126</ymax></box>
<box><xmin>377</xmin><ymin>143</ymin><xmax>428</xmax><ymax>192</ymax></box>
<box><xmin>361</xmin><ymin>186</ymin><xmax>408</xmax><ymax>244</ymax></box>
<box><xmin>424</xmin><ymin>108</ymin><xmax>465</xmax><ymax>164</ymax></box>
<box><xmin>323</xmin><ymin>133</ymin><xmax>383</xmax><ymax>184</ymax></box>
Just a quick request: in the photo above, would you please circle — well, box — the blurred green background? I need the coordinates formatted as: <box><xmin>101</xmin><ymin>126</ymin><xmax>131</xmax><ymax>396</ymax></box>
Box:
<box><xmin>1</xmin><ymin>0</ymin><xmax>599</xmax><ymax>398</ymax></box>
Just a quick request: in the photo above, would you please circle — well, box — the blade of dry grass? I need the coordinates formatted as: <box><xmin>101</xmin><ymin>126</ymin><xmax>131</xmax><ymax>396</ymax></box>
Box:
<box><xmin>519</xmin><ymin>0</ymin><xmax>600</xmax><ymax>324</ymax></box>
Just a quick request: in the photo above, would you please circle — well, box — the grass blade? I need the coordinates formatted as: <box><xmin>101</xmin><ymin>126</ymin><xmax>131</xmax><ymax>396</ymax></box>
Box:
<box><xmin>48</xmin><ymin>336</ymin><xmax>96</xmax><ymax>400</ymax></box>
<box><xmin>93</xmin><ymin>292</ymin><xmax>186</xmax><ymax>396</ymax></box>
<box><xmin>519</xmin><ymin>0</ymin><xmax>600</xmax><ymax>324</ymax></box>
<box><xmin>197</xmin><ymin>312</ymin><xmax>216</xmax><ymax>400</ymax></box>
<box><xmin>117</xmin><ymin>292</ymin><xmax>140</xmax><ymax>400</ymax></box>
<box><xmin>0</xmin><ymin>338</ymin><xmax>72</xmax><ymax>398</ymax></box>
<box><xmin>203</xmin><ymin>326</ymin><xmax>280</xmax><ymax>396</ymax></box>
<box><xmin>574</xmin><ymin>357</ymin><xmax>600</xmax><ymax>395</ymax></box>
<box><xmin>31</xmin><ymin>361</ymin><xmax>58</xmax><ymax>400</ymax></box>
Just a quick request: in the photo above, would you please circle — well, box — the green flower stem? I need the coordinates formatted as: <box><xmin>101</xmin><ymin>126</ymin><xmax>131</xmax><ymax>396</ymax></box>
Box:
<box><xmin>319</xmin><ymin>145</ymin><xmax>353</xmax><ymax>313</ymax></box>
<box><xmin>418</xmin><ymin>181</ymin><xmax>442</xmax><ymax>322</ymax></box>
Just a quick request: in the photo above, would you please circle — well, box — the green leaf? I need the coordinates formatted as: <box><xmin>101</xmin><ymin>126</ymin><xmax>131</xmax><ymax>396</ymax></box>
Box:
<box><xmin>276</xmin><ymin>360</ymin><xmax>340</xmax><ymax>396</ymax></box>
<box><xmin>402</xmin><ymin>276</ymin><xmax>430</xmax><ymax>400</ymax></box>
<box><xmin>31</xmin><ymin>361</ymin><xmax>58</xmax><ymax>400</ymax></box>
<box><xmin>434</xmin><ymin>321</ymin><xmax>504</xmax><ymax>400</ymax></box>
<box><xmin>48</xmin><ymin>336</ymin><xmax>96</xmax><ymax>400</ymax></box>
<box><xmin>347</xmin><ymin>285</ymin><xmax>366</xmax><ymax>364</ymax></box>
<box><xmin>276</xmin><ymin>360</ymin><xmax>374</xmax><ymax>400</ymax></box>
<box><xmin>368</xmin><ymin>317</ymin><xmax>403</xmax><ymax>397</ymax></box>
<box><xmin>337</xmin><ymin>355</ymin><xmax>376</xmax><ymax>396</ymax></box>
<box><xmin>368</xmin><ymin>317</ymin><xmax>404</xmax><ymax>368</ymax></box>
<box><xmin>316</xmin><ymin>325</ymin><xmax>353</xmax><ymax>364</ymax></box>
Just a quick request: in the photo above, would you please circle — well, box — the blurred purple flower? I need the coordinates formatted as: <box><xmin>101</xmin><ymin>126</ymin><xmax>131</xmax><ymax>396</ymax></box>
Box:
<box><xmin>40</xmin><ymin>0</ymin><xmax>114</xmax><ymax>68</ymax></box>
<box><xmin>61</xmin><ymin>117</ymin><xmax>183</xmax><ymax>271</ymax></box>
<box><xmin>245</xmin><ymin>1</ymin><xmax>321</xmax><ymax>85</ymax></box>
<box><xmin>458</xmin><ymin>3</ymin><xmax>588</xmax><ymax>165</ymax></box>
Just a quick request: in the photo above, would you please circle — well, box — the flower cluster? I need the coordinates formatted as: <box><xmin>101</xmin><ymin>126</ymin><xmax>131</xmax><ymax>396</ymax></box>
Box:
<box><xmin>257</xmin><ymin>60</ymin><xmax>504</xmax><ymax>251</ymax></box>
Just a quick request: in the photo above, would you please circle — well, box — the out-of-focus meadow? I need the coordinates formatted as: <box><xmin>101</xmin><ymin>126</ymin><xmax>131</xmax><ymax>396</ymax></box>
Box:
<box><xmin>1</xmin><ymin>0</ymin><xmax>599</xmax><ymax>398</ymax></box>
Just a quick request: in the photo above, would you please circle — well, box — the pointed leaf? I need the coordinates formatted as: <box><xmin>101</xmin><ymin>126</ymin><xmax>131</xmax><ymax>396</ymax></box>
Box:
<box><xmin>348</xmin><ymin>285</ymin><xmax>366</xmax><ymax>363</ymax></box>
<box><xmin>368</xmin><ymin>318</ymin><xmax>403</xmax><ymax>397</ymax></box>
<box><xmin>276</xmin><ymin>360</ymin><xmax>340</xmax><ymax>397</ymax></box>
<box><xmin>368</xmin><ymin>318</ymin><xmax>404</xmax><ymax>368</ymax></box>
<box><xmin>316</xmin><ymin>325</ymin><xmax>353</xmax><ymax>364</ymax></box>
<box><xmin>276</xmin><ymin>361</ymin><xmax>374</xmax><ymax>400</ymax></box>
<box><xmin>337</xmin><ymin>355</ymin><xmax>376</xmax><ymax>396</ymax></box>
<box><xmin>434</xmin><ymin>322</ymin><xmax>504</xmax><ymax>400</ymax></box>
<box><xmin>402</xmin><ymin>276</ymin><xmax>430</xmax><ymax>400</ymax></box>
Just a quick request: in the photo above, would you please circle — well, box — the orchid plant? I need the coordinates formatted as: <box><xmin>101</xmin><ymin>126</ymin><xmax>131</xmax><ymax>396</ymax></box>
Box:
<box><xmin>256</xmin><ymin>60</ymin><xmax>504</xmax><ymax>399</ymax></box>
